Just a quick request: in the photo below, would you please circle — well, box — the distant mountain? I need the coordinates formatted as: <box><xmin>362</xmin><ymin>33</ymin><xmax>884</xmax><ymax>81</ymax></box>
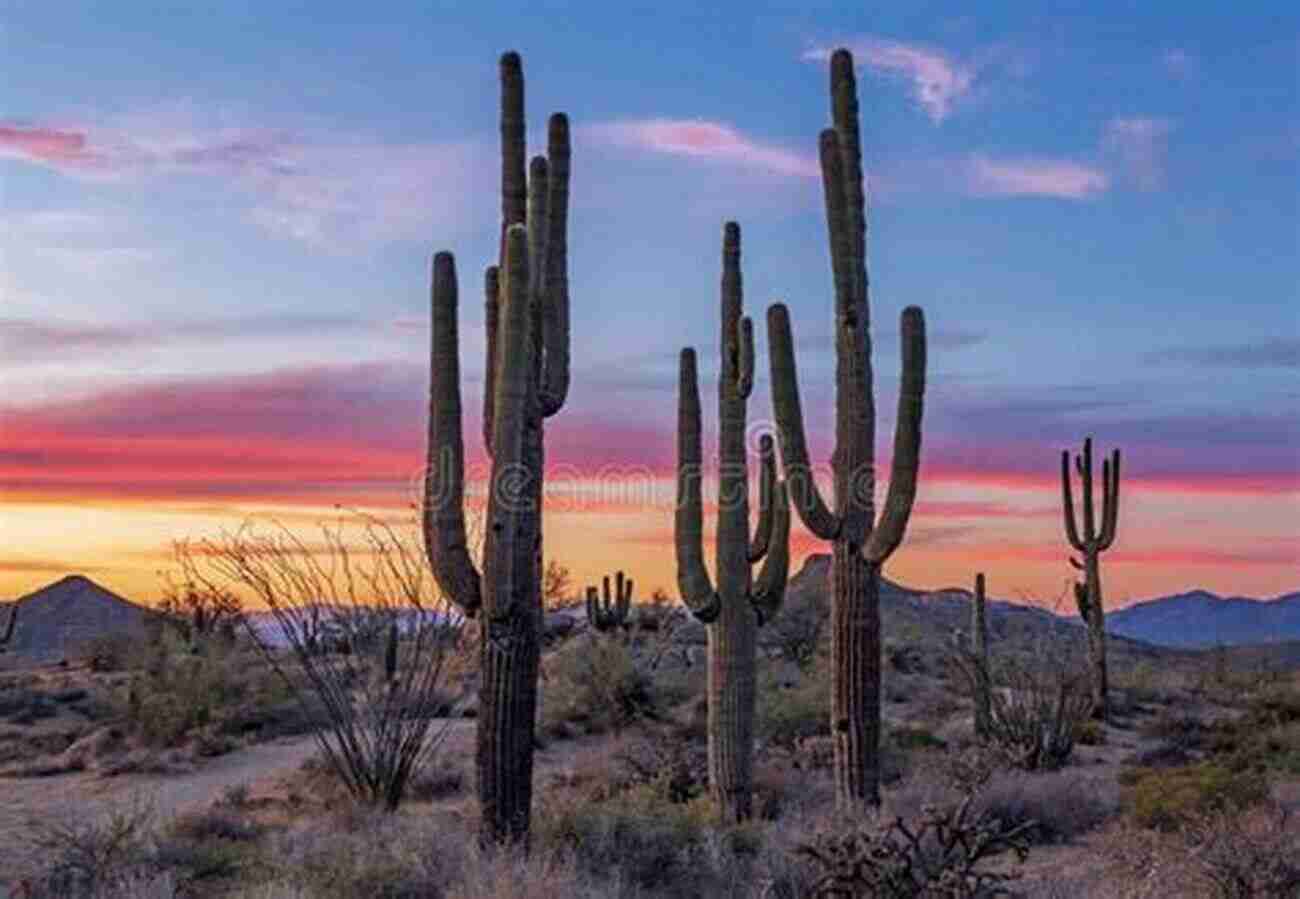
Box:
<box><xmin>1</xmin><ymin>575</ymin><xmax>154</xmax><ymax>661</ymax></box>
<box><xmin>1106</xmin><ymin>590</ymin><xmax>1300</xmax><ymax>649</ymax></box>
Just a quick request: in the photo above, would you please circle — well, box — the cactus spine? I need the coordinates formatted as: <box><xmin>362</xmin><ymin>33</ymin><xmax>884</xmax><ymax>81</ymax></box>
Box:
<box><xmin>423</xmin><ymin>51</ymin><xmax>571</xmax><ymax>845</ymax></box>
<box><xmin>586</xmin><ymin>572</ymin><xmax>632</xmax><ymax>632</ymax></box>
<box><xmin>766</xmin><ymin>49</ymin><xmax>927</xmax><ymax>808</ymax></box>
<box><xmin>1061</xmin><ymin>437</ymin><xmax>1120</xmax><ymax>721</ymax></box>
<box><xmin>970</xmin><ymin>573</ymin><xmax>991</xmax><ymax>738</ymax></box>
<box><xmin>677</xmin><ymin>221</ymin><xmax>792</xmax><ymax>822</ymax></box>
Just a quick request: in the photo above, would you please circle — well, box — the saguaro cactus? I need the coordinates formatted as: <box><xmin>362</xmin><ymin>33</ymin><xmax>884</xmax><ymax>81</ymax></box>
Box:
<box><xmin>970</xmin><ymin>573</ymin><xmax>991</xmax><ymax>738</ymax></box>
<box><xmin>423</xmin><ymin>51</ymin><xmax>572</xmax><ymax>845</ymax></box>
<box><xmin>677</xmin><ymin>221</ymin><xmax>792</xmax><ymax>822</ymax></box>
<box><xmin>766</xmin><ymin>48</ymin><xmax>927</xmax><ymax>808</ymax></box>
<box><xmin>586</xmin><ymin>572</ymin><xmax>632</xmax><ymax>632</ymax></box>
<box><xmin>1061</xmin><ymin>437</ymin><xmax>1120</xmax><ymax>720</ymax></box>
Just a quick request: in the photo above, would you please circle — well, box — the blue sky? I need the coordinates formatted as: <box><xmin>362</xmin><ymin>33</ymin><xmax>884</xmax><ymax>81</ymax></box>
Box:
<box><xmin>1</xmin><ymin>2</ymin><xmax>1296</xmax><ymax>600</ymax></box>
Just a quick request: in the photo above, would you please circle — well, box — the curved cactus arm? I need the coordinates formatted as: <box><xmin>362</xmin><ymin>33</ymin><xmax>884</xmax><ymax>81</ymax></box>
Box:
<box><xmin>615</xmin><ymin>570</ymin><xmax>633</xmax><ymax>622</ymax></box>
<box><xmin>482</xmin><ymin>225</ymin><xmax>535</xmax><ymax>622</ymax></box>
<box><xmin>1060</xmin><ymin>449</ymin><xmax>1086</xmax><ymax>552</ymax></box>
<box><xmin>676</xmin><ymin>347</ymin><xmax>721</xmax><ymax>624</ymax></box>
<box><xmin>765</xmin><ymin>303</ymin><xmax>841</xmax><ymax>541</ymax></box>
<box><xmin>747</xmin><ymin>434</ymin><xmax>777</xmax><ymax>562</ymax></box>
<box><xmin>864</xmin><ymin>306</ymin><xmax>927</xmax><ymax>564</ymax></box>
<box><xmin>539</xmin><ymin>113</ymin><xmax>571</xmax><ymax>418</ymax></box>
<box><xmin>1098</xmin><ymin>449</ymin><xmax>1121</xmax><ymax>550</ymax></box>
<box><xmin>482</xmin><ymin>266</ymin><xmax>500</xmax><ymax>457</ymax></box>
<box><xmin>423</xmin><ymin>252</ymin><xmax>483</xmax><ymax>617</ymax></box>
<box><xmin>737</xmin><ymin>316</ymin><xmax>755</xmax><ymax>400</ymax></box>
<box><xmin>750</xmin><ymin>477</ymin><xmax>791</xmax><ymax>627</ymax></box>
<box><xmin>498</xmin><ymin>51</ymin><xmax>526</xmax><ymax>264</ymax></box>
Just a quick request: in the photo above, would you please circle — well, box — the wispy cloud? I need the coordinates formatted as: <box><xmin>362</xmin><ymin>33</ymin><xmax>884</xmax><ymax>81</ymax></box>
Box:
<box><xmin>0</xmin><ymin>115</ymin><xmax>478</xmax><ymax>246</ymax></box>
<box><xmin>1102</xmin><ymin>117</ymin><xmax>1175</xmax><ymax>189</ymax></box>
<box><xmin>803</xmin><ymin>38</ymin><xmax>977</xmax><ymax>123</ymax></box>
<box><xmin>1145</xmin><ymin>337</ymin><xmax>1300</xmax><ymax>369</ymax></box>
<box><xmin>585</xmin><ymin>119</ymin><xmax>817</xmax><ymax>178</ymax></box>
<box><xmin>964</xmin><ymin>155</ymin><xmax>1110</xmax><ymax>199</ymax></box>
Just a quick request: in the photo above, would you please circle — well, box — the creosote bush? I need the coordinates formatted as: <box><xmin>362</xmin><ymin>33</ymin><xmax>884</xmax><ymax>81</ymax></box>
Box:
<box><xmin>1120</xmin><ymin>761</ymin><xmax>1269</xmax><ymax>832</ymax></box>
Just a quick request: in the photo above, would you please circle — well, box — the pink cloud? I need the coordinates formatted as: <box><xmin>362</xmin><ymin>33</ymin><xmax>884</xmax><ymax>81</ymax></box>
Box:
<box><xmin>804</xmin><ymin>39</ymin><xmax>975</xmax><ymax>123</ymax></box>
<box><xmin>1102</xmin><ymin>117</ymin><xmax>1175</xmax><ymax>189</ymax></box>
<box><xmin>964</xmin><ymin>155</ymin><xmax>1110</xmax><ymax>198</ymax></box>
<box><xmin>0</xmin><ymin>125</ymin><xmax>95</xmax><ymax>166</ymax></box>
<box><xmin>587</xmin><ymin>119</ymin><xmax>818</xmax><ymax>178</ymax></box>
<box><xmin>0</xmin><ymin>115</ymin><xmax>476</xmax><ymax>246</ymax></box>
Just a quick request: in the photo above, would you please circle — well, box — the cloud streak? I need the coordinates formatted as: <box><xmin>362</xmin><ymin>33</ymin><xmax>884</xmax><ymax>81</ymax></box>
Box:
<box><xmin>1102</xmin><ymin>117</ymin><xmax>1175</xmax><ymax>189</ymax></box>
<box><xmin>804</xmin><ymin>39</ymin><xmax>975</xmax><ymax>123</ymax></box>
<box><xmin>0</xmin><ymin>116</ymin><xmax>478</xmax><ymax>245</ymax></box>
<box><xmin>964</xmin><ymin>155</ymin><xmax>1110</xmax><ymax>199</ymax></box>
<box><xmin>586</xmin><ymin>119</ymin><xmax>818</xmax><ymax>178</ymax></box>
<box><xmin>1145</xmin><ymin>338</ymin><xmax>1300</xmax><ymax>369</ymax></box>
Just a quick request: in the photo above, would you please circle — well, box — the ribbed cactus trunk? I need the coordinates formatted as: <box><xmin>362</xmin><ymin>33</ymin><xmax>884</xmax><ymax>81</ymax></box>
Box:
<box><xmin>677</xmin><ymin>223</ymin><xmax>791</xmax><ymax>823</ymax></box>
<box><xmin>424</xmin><ymin>52</ymin><xmax>571</xmax><ymax>846</ymax></box>
<box><xmin>766</xmin><ymin>49</ymin><xmax>927</xmax><ymax>809</ymax></box>
<box><xmin>1062</xmin><ymin>437</ymin><xmax>1120</xmax><ymax>721</ymax></box>
<box><xmin>971</xmin><ymin>573</ymin><xmax>991</xmax><ymax>738</ymax></box>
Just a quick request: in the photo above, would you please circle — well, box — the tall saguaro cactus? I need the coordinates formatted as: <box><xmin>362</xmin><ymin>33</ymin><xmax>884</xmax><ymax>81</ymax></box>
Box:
<box><xmin>766</xmin><ymin>48</ymin><xmax>927</xmax><ymax>809</ymax></box>
<box><xmin>1061</xmin><ymin>437</ymin><xmax>1120</xmax><ymax>721</ymax></box>
<box><xmin>423</xmin><ymin>51</ymin><xmax>571</xmax><ymax>845</ymax></box>
<box><xmin>677</xmin><ymin>222</ymin><xmax>791</xmax><ymax>822</ymax></box>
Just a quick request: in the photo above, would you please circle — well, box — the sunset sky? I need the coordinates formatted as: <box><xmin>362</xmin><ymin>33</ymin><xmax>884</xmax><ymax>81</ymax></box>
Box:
<box><xmin>2</xmin><ymin>3</ymin><xmax>1296</xmax><ymax>608</ymax></box>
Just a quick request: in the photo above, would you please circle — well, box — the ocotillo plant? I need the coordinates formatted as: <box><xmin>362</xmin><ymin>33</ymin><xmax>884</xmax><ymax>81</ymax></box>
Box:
<box><xmin>423</xmin><ymin>51</ymin><xmax>572</xmax><ymax>845</ymax></box>
<box><xmin>766</xmin><ymin>48</ymin><xmax>927</xmax><ymax>808</ymax></box>
<box><xmin>970</xmin><ymin>573</ymin><xmax>991</xmax><ymax>738</ymax></box>
<box><xmin>586</xmin><ymin>571</ymin><xmax>632</xmax><ymax>632</ymax></box>
<box><xmin>678</xmin><ymin>221</ymin><xmax>792</xmax><ymax>822</ymax></box>
<box><xmin>1061</xmin><ymin>437</ymin><xmax>1120</xmax><ymax>720</ymax></box>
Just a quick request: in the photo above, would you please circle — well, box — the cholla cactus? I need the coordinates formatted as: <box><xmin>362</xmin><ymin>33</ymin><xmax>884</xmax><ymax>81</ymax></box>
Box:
<box><xmin>422</xmin><ymin>52</ymin><xmax>572</xmax><ymax>845</ymax></box>
<box><xmin>586</xmin><ymin>571</ymin><xmax>632</xmax><ymax>632</ymax></box>
<box><xmin>1061</xmin><ymin>436</ymin><xmax>1121</xmax><ymax>720</ymax></box>
<box><xmin>765</xmin><ymin>48</ymin><xmax>927</xmax><ymax>808</ymax></box>
<box><xmin>677</xmin><ymin>221</ymin><xmax>792</xmax><ymax>822</ymax></box>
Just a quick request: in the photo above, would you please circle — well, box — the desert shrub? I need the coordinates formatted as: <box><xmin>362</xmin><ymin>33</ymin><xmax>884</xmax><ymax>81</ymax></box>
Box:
<box><xmin>890</xmin><ymin>726</ymin><xmax>946</xmax><ymax>751</ymax></box>
<box><xmin>763</xmin><ymin>590</ymin><xmax>827</xmax><ymax>669</ymax></box>
<box><xmin>1185</xmin><ymin>803</ymin><xmax>1300</xmax><ymax>898</ymax></box>
<box><xmin>0</xmin><ymin>686</ymin><xmax>58</xmax><ymax>724</ymax></box>
<box><xmin>971</xmin><ymin>770</ymin><xmax>1116</xmax><ymax>845</ymax></box>
<box><xmin>18</xmin><ymin>794</ymin><xmax>159</xmax><ymax>897</ymax></box>
<box><xmin>756</xmin><ymin>663</ymin><xmax>827</xmax><ymax>750</ymax></box>
<box><xmin>541</xmin><ymin>635</ymin><xmax>660</xmax><ymax>737</ymax></box>
<box><xmin>1075</xmin><ymin>719</ymin><xmax>1106</xmax><ymax>746</ymax></box>
<box><xmin>794</xmin><ymin>794</ymin><xmax>1035</xmax><ymax>898</ymax></box>
<box><xmin>983</xmin><ymin>653</ymin><xmax>1093</xmax><ymax>771</ymax></box>
<box><xmin>1121</xmin><ymin>762</ymin><xmax>1269</xmax><ymax>831</ymax></box>
<box><xmin>80</xmin><ymin>634</ymin><xmax>139</xmax><ymax>673</ymax></box>
<box><xmin>405</xmin><ymin>759</ymin><xmax>467</xmax><ymax>801</ymax></box>
<box><xmin>615</xmin><ymin>735</ymin><xmax>708</xmax><ymax>805</ymax></box>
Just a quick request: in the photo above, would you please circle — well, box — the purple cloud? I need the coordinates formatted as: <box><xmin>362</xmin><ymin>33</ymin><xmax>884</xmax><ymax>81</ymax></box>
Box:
<box><xmin>964</xmin><ymin>155</ymin><xmax>1110</xmax><ymax>199</ymax></box>
<box><xmin>1145</xmin><ymin>338</ymin><xmax>1300</xmax><ymax>369</ymax></box>
<box><xmin>586</xmin><ymin>119</ymin><xmax>817</xmax><ymax>178</ymax></box>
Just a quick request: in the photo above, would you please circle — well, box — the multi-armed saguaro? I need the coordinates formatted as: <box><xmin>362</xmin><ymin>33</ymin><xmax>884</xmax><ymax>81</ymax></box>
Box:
<box><xmin>1061</xmin><ymin>437</ymin><xmax>1120</xmax><ymax>720</ymax></box>
<box><xmin>586</xmin><ymin>571</ymin><xmax>633</xmax><ymax>633</ymax></box>
<box><xmin>677</xmin><ymin>221</ymin><xmax>791</xmax><ymax>823</ymax></box>
<box><xmin>423</xmin><ymin>51</ymin><xmax>571</xmax><ymax>845</ymax></box>
<box><xmin>766</xmin><ymin>48</ymin><xmax>927</xmax><ymax>809</ymax></box>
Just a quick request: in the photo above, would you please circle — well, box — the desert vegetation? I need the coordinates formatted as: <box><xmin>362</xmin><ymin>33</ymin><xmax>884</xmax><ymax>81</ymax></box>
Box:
<box><xmin>2</xmin><ymin>43</ymin><xmax>1297</xmax><ymax>899</ymax></box>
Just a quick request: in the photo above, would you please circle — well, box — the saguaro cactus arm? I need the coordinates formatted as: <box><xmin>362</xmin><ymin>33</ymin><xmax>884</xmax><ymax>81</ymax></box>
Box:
<box><xmin>482</xmin><ymin>225</ymin><xmax>535</xmax><ymax>622</ymax></box>
<box><xmin>482</xmin><ymin>266</ymin><xmax>500</xmax><ymax>456</ymax></box>
<box><xmin>751</xmin><ymin>478</ymin><xmax>791</xmax><ymax>626</ymax></box>
<box><xmin>423</xmin><ymin>252</ymin><xmax>483</xmax><ymax>617</ymax></box>
<box><xmin>676</xmin><ymin>348</ymin><xmax>721</xmax><ymax>623</ymax></box>
<box><xmin>539</xmin><ymin>113</ymin><xmax>571</xmax><ymax>417</ymax></box>
<box><xmin>1098</xmin><ymin>449</ymin><xmax>1121</xmax><ymax>550</ymax></box>
<box><xmin>864</xmin><ymin>306</ymin><xmax>928</xmax><ymax>564</ymax></box>
<box><xmin>766</xmin><ymin>303</ymin><xmax>841</xmax><ymax>541</ymax></box>
<box><xmin>748</xmin><ymin>434</ymin><xmax>777</xmax><ymax>562</ymax></box>
<box><xmin>1060</xmin><ymin>449</ymin><xmax>1085</xmax><ymax>552</ymax></box>
<box><xmin>498</xmin><ymin>52</ymin><xmax>526</xmax><ymax>261</ymax></box>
